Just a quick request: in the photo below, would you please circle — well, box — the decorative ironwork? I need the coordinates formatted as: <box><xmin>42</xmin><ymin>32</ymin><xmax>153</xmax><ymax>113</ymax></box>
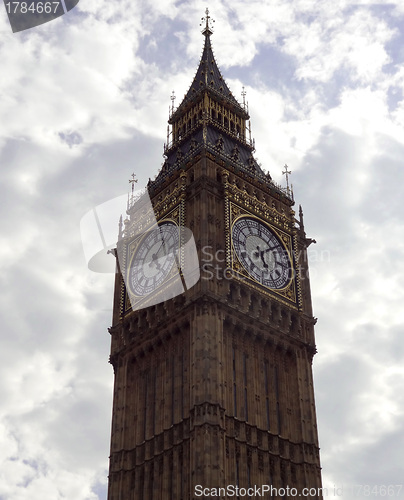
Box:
<box><xmin>171</xmin><ymin>90</ymin><xmax>176</xmax><ymax>114</ymax></box>
<box><xmin>282</xmin><ymin>164</ymin><xmax>293</xmax><ymax>197</ymax></box>
<box><xmin>241</xmin><ymin>86</ymin><xmax>248</xmax><ymax>113</ymax></box>
<box><xmin>128</xmin><ymin>173</ymin><xmax>138</xmax><ymax>209</ymax></box>
<box><xmin>200</xmin><ymin>7</ymin><xmax>215</xmax><ymax>36</ymax></box>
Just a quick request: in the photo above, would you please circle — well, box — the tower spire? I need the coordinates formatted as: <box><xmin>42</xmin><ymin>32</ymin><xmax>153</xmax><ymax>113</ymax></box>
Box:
<box><xmin>170</xmin><ymin>10</ymin><xmax>245</xmax><ymax>122</ymax></box>
<box><xmin>154</xmin><ymin>10</ymin><xmax>283</xmax><ymax>190</ymax></box>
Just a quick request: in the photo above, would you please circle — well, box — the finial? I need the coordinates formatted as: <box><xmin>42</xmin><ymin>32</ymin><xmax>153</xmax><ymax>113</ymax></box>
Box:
<box><xmin>200</xmin><ymin>7</ymin><xmax>215</xmax><ymax>36</ymax></box>
<box><xmin>241</xmin><ymin>86</ymin><xmax>246</xmax><ymax>105</ymax></box>
<box><xmin>170</xmin><ymin>90</ymin><xmax>176</xmax><ymax>114</ymax></box>
<box><xmin>118</xmin><ymin>214</ymin><xmax>123</xmax><ymax>239</ymax></box>
<box><xmin>129</xmin><ymin>172</ymin><xmax>138</xmax><ymax>191</ymax></box>
<box><xmin>128</xmin><ymin>173</ymin><xmax>138</xmax><ymax>208</ymax></box>
<box><xmin>241</xmin><ymin>86</ymin><xmax>249</xmax><ymax>113</ymax></box>
<box><xmin>282</xmin><ymin>164</ymin><xmax>292</xmax><ymax>193</ymax></box>
<box><xmin>299</xmin><ymin>204</ymin><xmax>304</xmax><ymax>231</ymax></box>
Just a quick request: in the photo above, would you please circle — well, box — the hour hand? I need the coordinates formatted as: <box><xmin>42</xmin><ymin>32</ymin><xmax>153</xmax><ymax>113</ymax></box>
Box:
<box><xmin>254</xmin><ymin>246</ymin><xmax>268</xmax><ymax>268</ymax></box>
<box><xmin>150</xmin><ymin>252</ymin><xmax>162</xmax><ymax>270</ymax></box>
<box><xmin>259</xmin><ymin>250</ymin><xmax>268</xmax><ymax>268</ymax></box>
<box><xmin>148</xmin><ymin>239</ymin><xmax>176</xmax><ymax>268</ymax></box>
<box><xmin>148</xmin><ymin>240</ymin><xmax>164</xmax><ymax>267</ymax></box>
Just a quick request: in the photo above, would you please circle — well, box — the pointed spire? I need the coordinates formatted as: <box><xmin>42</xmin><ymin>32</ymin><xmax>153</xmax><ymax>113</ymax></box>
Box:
<box><xmin>118</xmin><ymin>214</ymin><xmax>123</xmax><ymax>240</ymax></box>
<box><xmin>299</xmin><ymin>204</ymin><xmax>305</xmax><ymax>232</ymax></box>
<box><xmin>170</xmin><ymin>10</ymin><xmax>246</xmax><ymax>122</ymax></box>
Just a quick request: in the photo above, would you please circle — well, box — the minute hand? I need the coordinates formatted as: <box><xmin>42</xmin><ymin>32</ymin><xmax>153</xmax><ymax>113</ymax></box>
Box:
<box><xmin>149</xmin><ymin>239</ymin><xmax>176</xmax><ymax>268</ymax></box>
<box><xmin>263</xmin><ymin>245</ymin><xmax>277</xmax><ymax>253</ymax></box>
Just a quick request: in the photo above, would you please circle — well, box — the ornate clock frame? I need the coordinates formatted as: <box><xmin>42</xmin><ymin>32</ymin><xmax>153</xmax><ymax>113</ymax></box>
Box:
<box><xmin>120</xmin><ymin>173</ymin><xmax>187</xmax><ymax>314</ymax></box>
<box><xmin>223</xmin><ymin>170</ymin><xmax>303</xmax><ymax>309</ymax></box>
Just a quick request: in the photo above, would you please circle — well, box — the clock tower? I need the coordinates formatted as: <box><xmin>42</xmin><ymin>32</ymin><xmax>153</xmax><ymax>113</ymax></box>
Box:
<box><xmin>107</xmin><ymin>11</ymin><xmax>322</xmax><ymax>500</ymax></box>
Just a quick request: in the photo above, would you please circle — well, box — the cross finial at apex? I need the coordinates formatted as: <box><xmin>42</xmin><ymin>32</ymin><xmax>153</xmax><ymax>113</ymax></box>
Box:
<box><xmin>129</xmin><ymin>172</ymin><xmax>138</xmax><ymax>192</ymax></box>
<box><xmin>200</xmin><ymin>7</ymin><xmax>215</xmax><ymax>36</ymax></box>
<box><xmin>170</xmin><ymin>90</ymin><xmax>176</xmax><ymax>113</ymax></box>
<box><xmin>241</xmin><ymin>86</ymin><xmax>247</xmax><ymax>109</ymax></box>
<box><xmin>129</xmin><ymin>172</ymin><xmax>138</xmax><ymax>184</ymax></box>
<box><xmin>128</xmin><ymin>173</ymin><xmax>139</xmax><ymax>210</ymax></box>
<box><xmin>282</xmin><ymin>164</ymin><xmax>292</xmax><ymax>192</ymax></box>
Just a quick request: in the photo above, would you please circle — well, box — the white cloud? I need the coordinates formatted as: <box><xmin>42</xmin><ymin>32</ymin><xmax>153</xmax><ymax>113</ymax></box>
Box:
<box><xmin>1</xmin><ymin>0</ymin><xmax>404</xmax><ymax>498</ymax></box>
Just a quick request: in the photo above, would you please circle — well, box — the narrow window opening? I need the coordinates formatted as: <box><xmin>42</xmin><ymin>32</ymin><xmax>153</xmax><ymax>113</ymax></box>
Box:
<box><xmin>171</xmin><ymin>356</ymin><xmax>175</xmax><ymax>425</ymax></box>
<box><xmin>275</xmin><ymin>366</ymin><xmax>281</xmax><ymax>434</ymax></box>
<box><xmin>264</xmin><ymin>360</ymin><xmax>270</xmax><ymax>430</ymax></box>
<box><xmin>233</xmin><ymin>347</ymin><xmax>237</xmax><ymax>417</ymax></box>
<box><xmin>181</xmin><ymin>351</ymin><xmax>184</xmax><ymax>420</ymax></box>
<box><xmin>243</xmin><ymin>353</ymin><xmax>248</xmax><ymax>421</ymax></box>
<box><xmin>143</xmin><ymin>371</ymin><xmax>148</xmax><ymax>440</ymax></box>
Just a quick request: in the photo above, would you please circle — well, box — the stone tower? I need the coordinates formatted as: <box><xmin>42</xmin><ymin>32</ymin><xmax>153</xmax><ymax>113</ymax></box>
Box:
<box><xmin>107</xmin><ymin>11</ymin><xmax>322</xmax><ymax>500</ymax></box>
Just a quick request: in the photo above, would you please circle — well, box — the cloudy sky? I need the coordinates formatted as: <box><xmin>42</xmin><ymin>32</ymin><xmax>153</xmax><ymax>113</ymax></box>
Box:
<box><xmin>1</xmin><ymin>0</ymin><xmax>404</xmax><ymax>498</ymax></box>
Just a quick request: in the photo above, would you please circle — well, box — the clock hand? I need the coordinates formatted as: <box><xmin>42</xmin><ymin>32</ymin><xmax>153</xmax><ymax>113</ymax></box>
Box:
<box><xmin>253</xmin><ymin>246</ymin><xmax>269</xmax><ymax>269</ymax></box>
<box><xmin>149</xmin><ymin>240</ymin><xmax>165</xmax><ymax>268</ymax></box>
<box><xmin>150</xmin><ymin>252</ymin><xmax>162</xmax><ymax>270</ymax></box>
<box><xmin>149</xmin><ymin>238</ymin><xmax>177</xmax><ymax>269</ymax></box>
<box><xmin>259</xmin><ymin>250</ymin><xmax>268</xmax><ymax>269</ymax></box>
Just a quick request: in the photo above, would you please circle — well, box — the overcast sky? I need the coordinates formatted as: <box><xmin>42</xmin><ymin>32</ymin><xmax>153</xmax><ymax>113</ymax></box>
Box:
<box><xmin>1</xmin><ymin>0</ymin><xmax>404</xmax><ymax>499</ymax></box>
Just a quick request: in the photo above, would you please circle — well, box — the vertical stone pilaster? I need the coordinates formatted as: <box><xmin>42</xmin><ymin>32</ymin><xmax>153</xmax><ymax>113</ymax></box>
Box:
<box><xmin>189</xmin><ymin>301</ymin><xmax>225</xmax><ymax>492</ymax></box>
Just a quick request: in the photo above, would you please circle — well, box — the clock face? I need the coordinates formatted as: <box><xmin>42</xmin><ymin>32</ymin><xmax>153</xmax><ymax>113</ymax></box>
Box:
<box><xmin>128</xmin><ymin>222</ymin><xmax>180</xmax><ymax>296</ymax></box>
<box><xmin>232</xmin><ymin>217</ymin><xmax>292</xmax><ymax>290</ymax></box>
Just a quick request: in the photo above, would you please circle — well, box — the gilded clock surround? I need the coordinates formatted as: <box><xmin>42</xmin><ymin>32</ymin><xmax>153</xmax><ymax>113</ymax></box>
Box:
<box><xmin>223</xmin><ymin>168</ymin><xmax>302</xmax><ymax>309</ymax></box>
<box><xmin>123</xmin><ymin>205</ymin><xmax>184</xmax><ymax>313</ymax></box>
<box><xmin>126</xmin><ymin>219</ymin><xmax>179</xmax><ymax>291</ymax></box>
<box><xmin>230</xmin><ymin>213</ymin><xmax>297</xmax><ymax>299</ymax></box>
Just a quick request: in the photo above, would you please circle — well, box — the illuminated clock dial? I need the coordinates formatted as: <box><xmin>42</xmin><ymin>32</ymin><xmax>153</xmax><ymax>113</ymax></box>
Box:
<box><xmin>128</xmin><ymin>222</ymin><xmax>180</xmax><ymax>296</ymax></box>
<box><xmin>232</xmin><ymin>217</ymin><xmax>292</xmax><ymax>289</ymax></box>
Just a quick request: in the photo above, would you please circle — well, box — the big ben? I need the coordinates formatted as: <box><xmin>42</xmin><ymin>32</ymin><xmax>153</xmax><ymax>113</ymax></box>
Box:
<box><xmin>107</xmin><ymin>10</ymin><xmax>322</xmax><ymax>499</ymax></box>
